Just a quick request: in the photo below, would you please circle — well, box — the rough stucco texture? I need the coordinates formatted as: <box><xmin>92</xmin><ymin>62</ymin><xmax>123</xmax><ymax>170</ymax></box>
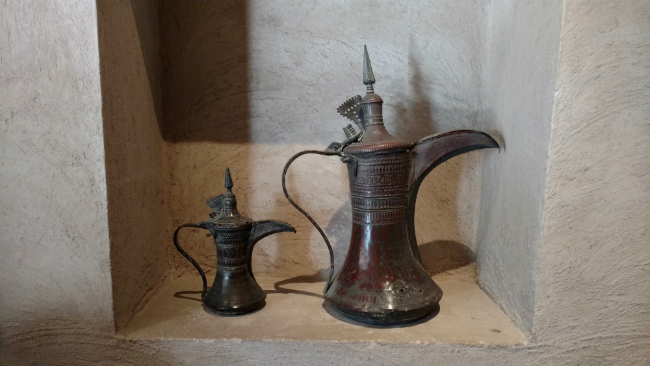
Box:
<box><xmin>532</xmin><ymin>0</ymin><xmax>650</xmax><ymax>361</ymax></box>
<box><xmin>0</xmin><ymin>0</ymin><xmax>114</xmax><ymax>341</ymax></box>
<box><xmin>162</xmin><ymin>0</ymin><xmax>493</xmax><ymax>280</ymax></box>
<box><xmin>97</xmin><ymin>0</ymin><xmax>168</xmax><ymax>331</ymax></box>
<box><xmin>477</xmin><ymin>0</ymin><xmax>563</xmax><ymax>335</ymax></box>
<box><xmin>2</xmin><ymin>0</ymin><xmax>650</xmax><ymax>365</ymax></box>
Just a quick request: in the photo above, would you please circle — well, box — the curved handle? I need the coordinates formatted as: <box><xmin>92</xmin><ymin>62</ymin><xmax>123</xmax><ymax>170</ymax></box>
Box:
<box><xmin>282</xmin><ymin>149</ymin><xmax>343</xmax><ymax>296</ymax></box>
<box><xmin>173</xmin><ymin>224</ymin><xmax>208</xmax><ymax>300</ymax></box>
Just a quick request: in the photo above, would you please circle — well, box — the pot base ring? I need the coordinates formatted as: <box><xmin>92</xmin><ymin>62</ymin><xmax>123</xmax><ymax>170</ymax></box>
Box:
<box><xmin>326</xmin><ymin>300</ymin><xmax>440</xmax><ymax>326</ymax></box>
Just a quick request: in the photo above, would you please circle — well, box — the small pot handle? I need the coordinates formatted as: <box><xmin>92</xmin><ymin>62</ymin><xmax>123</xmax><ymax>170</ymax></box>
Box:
<box><xmin>173</xmin><ymin>224</ymin><xmax>208</xmax><ymax>300</ymax></box>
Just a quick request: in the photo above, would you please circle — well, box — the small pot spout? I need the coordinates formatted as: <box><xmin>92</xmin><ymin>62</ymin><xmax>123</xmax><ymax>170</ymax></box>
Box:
<box><xmin>247</xmin><ymin>220</ymin><xmax>296</xmax><ymax>278</ymax></box>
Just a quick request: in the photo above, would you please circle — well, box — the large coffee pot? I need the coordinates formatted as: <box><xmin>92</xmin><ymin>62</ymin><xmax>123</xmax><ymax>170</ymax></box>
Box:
<box><xmin>174</xmin><ymin>168</ymin><xmax>295</xmax><ymax>315</ymax></box>
<box><xmin>282</xmin><ymin>47</ymin><xmax>499</xmax><ymax>325</ymax></box>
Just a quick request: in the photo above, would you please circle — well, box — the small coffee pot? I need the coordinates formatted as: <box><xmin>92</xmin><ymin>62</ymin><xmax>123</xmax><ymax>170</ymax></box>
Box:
<box><xmin>174</xmin><ymin>168</ymin><xmax>295</xmax><ymax>315</ymax></box>
<box><xmin>282</xmin><ymin>46</ymin><xmax>499</xmax><ymax>325</ymax></box>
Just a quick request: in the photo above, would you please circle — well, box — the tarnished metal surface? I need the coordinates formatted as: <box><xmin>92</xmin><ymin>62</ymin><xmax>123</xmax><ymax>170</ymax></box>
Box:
<box><xmin>283</xmin><ymin>46</ymin><xmax>499</xmax><ymax>325</ymax></box>
<box><xmin>174</xmin><ymin>168</ymin><xmax>295</xmax><ymax>315</ymax></box>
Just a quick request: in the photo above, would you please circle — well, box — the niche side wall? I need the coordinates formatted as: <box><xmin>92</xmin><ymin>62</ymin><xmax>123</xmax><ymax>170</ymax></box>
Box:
<box><xmin>477</xmin><ymin>0</ymin><xmax>564</xmax><ymax>335</ymax></box>
<box><xmin>97</xmin><ymin>0</ymin><xmax>168</xmax><ymax>330</ymax></box>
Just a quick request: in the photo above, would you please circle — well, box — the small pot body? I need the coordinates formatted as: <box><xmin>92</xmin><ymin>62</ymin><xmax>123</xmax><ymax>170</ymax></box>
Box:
<box><xmin>204</xmin><ymin>227</ymin><xmax>265</xmax><ymax>314</ymax></box>
<box><xmin>174</xmin><ymin>168</ymin><xmax>296</xmax><ymax>316</ymax></box>
<box><xmin>324</xmin><ymin>151</ymin><xmax>442</xmax><ymax>325</ymax></box>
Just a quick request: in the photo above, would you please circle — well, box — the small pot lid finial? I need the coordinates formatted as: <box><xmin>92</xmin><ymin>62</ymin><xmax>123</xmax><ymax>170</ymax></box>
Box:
<box><xmin>225</xmin><ymin>166</ymin><xmax>233</xmax><ymax>195</ymax></box>
<box><xmin>204</xmin><ymin>167</ymin><xmax>253</xmax><ymax>229</ymax></box>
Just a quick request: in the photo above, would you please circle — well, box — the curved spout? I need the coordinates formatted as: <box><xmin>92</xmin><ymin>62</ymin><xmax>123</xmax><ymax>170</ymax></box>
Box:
<box><xmin>407</xmin><ymin>130</ymin><xmax>500</xmax><ymax>263</ymax></box>
<box><xmin>247</xmin><ymin>220</ymin><xmax>296</xmax><ymax>278</ymax></box>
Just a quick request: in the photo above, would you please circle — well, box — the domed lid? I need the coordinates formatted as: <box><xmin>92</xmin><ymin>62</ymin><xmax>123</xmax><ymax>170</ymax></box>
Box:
<box><xmin>204</xmin><ymin>167</ymin><xmax>253</xmax><ymax>230</ymax></box>
<box><xmin>343</xmin><ymin>46</ymin><xmax>413</xmax><ymax>155</ymax></box>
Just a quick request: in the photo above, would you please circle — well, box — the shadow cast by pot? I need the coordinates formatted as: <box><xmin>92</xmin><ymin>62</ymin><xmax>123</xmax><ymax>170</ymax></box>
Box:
<box><xmin>173</xmin><ymin>290</ymin><xmax>203</xmax><ymax>302</ymax></box>
<box><xmin>266</xmin><ymin>271</ymin><xmax>328</xmax><ymax>299</ymax></box>
<box><xmin>173</xmin><ymin>290</ymin><xmax>267</xmax><ymax>316</ymax></box>
<box><xmin>418</xmin><ymin>240</ymin><xmax>475</xmax><ymax>276</ymax></box>
<box><xmin>202</xmin><ymin>301</ymin><xmax>266</xmax><ymax>317</ymax></box>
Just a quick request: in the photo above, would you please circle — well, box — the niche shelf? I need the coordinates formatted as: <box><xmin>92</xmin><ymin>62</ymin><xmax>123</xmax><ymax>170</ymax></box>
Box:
<box><xmin>122</xmin><ymin>271</ymin><xmax>525</xmax><ymax>345</ymax></box>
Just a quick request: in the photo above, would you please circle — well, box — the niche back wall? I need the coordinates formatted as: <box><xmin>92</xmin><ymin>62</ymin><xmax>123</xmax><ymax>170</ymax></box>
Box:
<box><xmin>162</xmin><ymin>0</ymin><xmax>493</xmax><ymax>279</ymax></box>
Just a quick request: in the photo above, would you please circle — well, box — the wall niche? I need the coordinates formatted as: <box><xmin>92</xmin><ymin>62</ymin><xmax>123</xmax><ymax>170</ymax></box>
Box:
<box><xmin>99</xmin><ymin>0</ymin><xmax>527</xmax><ymax>344</ymax></box>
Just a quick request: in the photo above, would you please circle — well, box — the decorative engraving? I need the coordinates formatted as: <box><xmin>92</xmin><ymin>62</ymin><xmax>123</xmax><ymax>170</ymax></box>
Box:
<box><xmin>352</xmin><ymin>209</ymin><xmax>407</xmax><ymax>225</ymax></box>
<box><xmin>216</xmin><ymin>265</ymin><xmax>249</xmax><ymax>272</ymax></box>
<box><xmin>384</xmin><ymin>280</ymin><xmax>423</xmax><ymax>299</ymax></box>
<box><xmin>351</xmin><ymin>197</ymin><xmax>407</xmax><ymax>210</ymax></box>
<box><xmin>217</xmin><ymin>237</ymin><xmax>248</xmax><ymax>247</ymax></box>
<box><xmin>216</xmin><ymin>245</ymin><xmax>247</xmax><ymax>258</ymax></box>
<box><xmin>358</xmin><ymin>156</ymin><xmax>410</xmax><ymax>166</ymax></box>
<box><xmin>217</xmin><ymin>257</ymin><xmax>247</xmax><ymax>269</ymax></box>
<box><xmin>357</xmin><ymin>163</ymin><xmax>410</xmax><ymax>175</ymax></box>
<box><xmin>351</xmin><ymin>184</ymin><xmax>409</xmax><ymax>193</ymax></box>
<box><xmin>215</xmin><ymin>231</ymin><xmax>249</xmax><ymax>239</ymax></box>
<box><xmin>210</xmin><ymin>221</ymin><xmax>252</xmax><ymax>229</ymax></box>
<box><xmin>354</xmin><ymin>173</ymin><xmax>408</xmax><ymax>186</ymax></box>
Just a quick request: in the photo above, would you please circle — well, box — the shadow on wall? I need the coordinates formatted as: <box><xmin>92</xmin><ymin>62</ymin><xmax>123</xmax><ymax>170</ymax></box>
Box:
<box><xmin>162</xmin><ymin>0</ymin><xmax>250</xmax><ymax>142</ymax></box>
<box><xmin>419</xmin><ymin>240</ymin><xmax>474</xmax><ymax>276</ymax></box>
<box><xmin>99</xmin><ymin>0</ymin><xmax>253</xmax><ymax>331</ymax></box>
<box><xmin>158</xmin><ymin>1</ymin><xmax>256</xmax><ymax>281</ymax></box>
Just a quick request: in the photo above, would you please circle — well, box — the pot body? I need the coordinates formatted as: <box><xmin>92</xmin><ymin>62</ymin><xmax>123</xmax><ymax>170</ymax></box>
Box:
<box><xmin>204</xmin><ymin>226</ymin><xmax>266</xmax><ymax>314</ymax></box>
<box><xmin>324</xmin><ymin>151</ymin><xmax>442</xmax><ymax>325</ymax></box>
<box><xmin>283</xmin><ymin>46</ymin><xmax>499</xmax><ymax>325</ymax></box>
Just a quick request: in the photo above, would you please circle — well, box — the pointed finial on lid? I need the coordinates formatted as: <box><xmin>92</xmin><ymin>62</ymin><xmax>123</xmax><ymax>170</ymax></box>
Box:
<box><xmin>224</xmin><ymin>167</ymin><xmax>233</xmax><ymax>194</ymax></box>
<box><xmin>363</xmin><ymin>45</ymin><xmax>375</xmax><ymax>93</ymax></box>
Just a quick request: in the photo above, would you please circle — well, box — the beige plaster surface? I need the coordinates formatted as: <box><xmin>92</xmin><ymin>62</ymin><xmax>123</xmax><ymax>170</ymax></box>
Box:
<box><xmin>0</xmin><ymin>0</ymin><xmax>114</xmax><ymax>334</ymax></box>
<box><xmin>532</xmin><ymin>0</ymin><xmax>650</xmax><ymax>354</ymax></box>
<box><xmin>97</xmin><ymin>0</ymin><xmax>169</xmax><ymax>331</ymax></box>
<box><xmin>123</xmin><ymin>269</ymin><xmax>525</xmax><ymax>346</ymax></box>
<box><xmin>477</xmin><ymin>0</ymin><xmax>564</xmax><ymax>335</ymax></box>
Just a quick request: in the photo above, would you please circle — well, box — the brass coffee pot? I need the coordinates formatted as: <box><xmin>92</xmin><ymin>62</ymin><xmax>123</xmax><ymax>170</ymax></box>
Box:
<box><xmin>174</xmin><ymin>168</ymin><xmax>295</xmax><ymax>315</ymax></box>
<box><xmin>283</xmin><ymin>47</ymin><xmax>499</xmax><ymax>325</ymax></box>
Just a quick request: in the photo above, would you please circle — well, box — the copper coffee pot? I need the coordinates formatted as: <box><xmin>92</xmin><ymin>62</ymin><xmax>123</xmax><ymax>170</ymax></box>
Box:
<box><xmin>174</xmin><ymin>168</ymin><xmax>295</xmax><ymax>315</ymax></box>
<box><xmin>282</xmin><ymin>47</ymin><xmax>499</xmax><ymax>325</ymax></box>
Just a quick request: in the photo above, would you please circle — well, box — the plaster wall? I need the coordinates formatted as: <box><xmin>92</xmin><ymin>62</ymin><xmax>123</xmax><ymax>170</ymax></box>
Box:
<box><xmin>163</xmin><ymin>0</ymin><xmax>493</xmax><ymax>279</ymax></box>
<box><xmin>2</xmin><ymin>0</ymin><xmax>650</xmax><ymax>365</ymax></box>
<box><xmin>0</xmin><ymin>0</ymin><xmax>114</xmax><ymax>342</ymax></box>
<box><xmin>477</xmin><ymin>0</ymin><xmax>563</xmax><ymax>334</ymax></box>
<box><xmin>97</xmin><ymin>0</ymin><xmax>168</xmax><ymax>330</ymax></box>
<box><xmin>532</xmin><ymin>0</ymin><xmax>650</xmax><ymax>360</ymax></box>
